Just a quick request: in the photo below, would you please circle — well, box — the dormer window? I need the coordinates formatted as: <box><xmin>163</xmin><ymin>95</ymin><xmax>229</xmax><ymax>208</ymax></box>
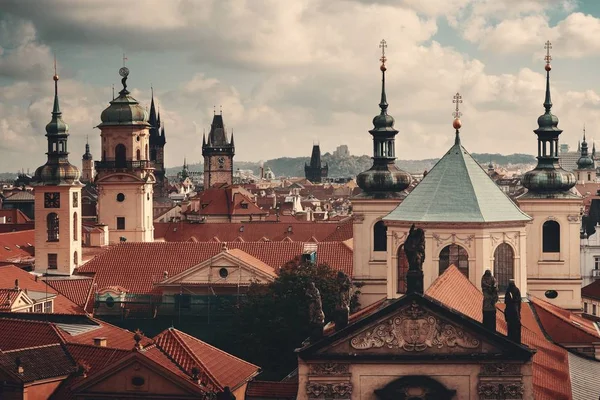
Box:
<box><xmin>241</xmin><ymin>203</ymin><xmax>249</xmax><ymax>209</ymax></box>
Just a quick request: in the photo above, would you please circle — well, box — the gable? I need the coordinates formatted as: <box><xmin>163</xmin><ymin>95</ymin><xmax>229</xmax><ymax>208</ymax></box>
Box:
<box><xmin>320</xmin><ymin>300</ymin><xmax>499</xmax><ymax>357</ymax></box>
<box><xmin>74</xmin><ymin>355</ymin><xmax>202</xmax><ymax>397</ymax></box>
<box><xmin>301</xmin><ymin>295</ymin><xmax>533</xmax><ymax>362</ymax></box>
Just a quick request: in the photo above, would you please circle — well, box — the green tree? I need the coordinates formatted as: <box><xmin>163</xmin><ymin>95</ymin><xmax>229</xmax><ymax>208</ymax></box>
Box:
<box><xmin>230</xmin><ymin>257</ymin><xmax>361</xmax><ymax>379</ymax></box>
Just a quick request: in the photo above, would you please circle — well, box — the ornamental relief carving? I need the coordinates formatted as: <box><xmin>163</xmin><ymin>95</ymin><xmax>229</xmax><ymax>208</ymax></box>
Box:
<box><xmin>350</xmin><ymin>301</ymin><xmax>480</xmax><ymax>352</ymax></box>
<box><xmin>489</xmin><ymin>233</ymin><xmax>520</xmax><ymax>256</ymax></box>
<box><xmin>306</xmin><ymin>382</ymin><xmax>352</xmax><ymax>399</ymax></box>
<box><xmin>308</xmin><ymin>363</ymin><xmax>350</xmax><ymax>375</ymax></box>
<box><xmin>480</xmin><ymin>363</ymin><xmax>521</xmax><ymax>376</ymax></box>
<box><xmin>478</xmin><ymin>381</ymin><xmax>524</xmax><ymax>399</ymax></box>
<box><xmin>352</xmin><ymin>213</ymin><xmax>365</xmax><ymax>223</ymax></box>
<box><xmin>432</xmin><ymin>233</ymin><xmax>476</xmax><ymax>250</ymax></box>
<box><xmin>393</xmin><ymin>231</ymin><xmax>407</xmax><ymax>249</ymax></box>
<box><xmin>567</xmin><ymin>214</ymin><xmax>581</xmax><ymax>222</ymax></box>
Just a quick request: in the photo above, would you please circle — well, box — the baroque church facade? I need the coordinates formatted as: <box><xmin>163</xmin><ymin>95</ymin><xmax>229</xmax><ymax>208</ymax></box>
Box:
<box><xmin>353</xmin><ymin>41</ymin><xmax>583</xmax><ymax>310</ymax></box>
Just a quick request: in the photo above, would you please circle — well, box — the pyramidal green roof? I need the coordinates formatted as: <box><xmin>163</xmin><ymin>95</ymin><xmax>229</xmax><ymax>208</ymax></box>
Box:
<box><xmin>384</xmin><ymin>140</ymin><xmax>531</xmax><ymax>223</ymax></box>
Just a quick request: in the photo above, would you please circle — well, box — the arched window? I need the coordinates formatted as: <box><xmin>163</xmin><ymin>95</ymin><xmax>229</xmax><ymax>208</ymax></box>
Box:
<box><xmin>73</xmin><ymin>212</ymin><xmax>78</xmax><ymax>240</ymax></box>
<box><xmin>373</xmin><ymin>221</ymin><xmax>387</xmax><ymax>251</ymax></box>
<box><xmin>439</xmin><ymin>244</ymin><xmax>468</xmax><ymax>277</ymax></box>
<box><xmin>494</xmin><ymin>243</ymin><xmax>514</xmax><ymax>292</ymax></box>
<box><xmin>397</xmin><ymin>245</ymin><xmax>408</xmax><ymax>293</ymax></box>
<box><xmin>47</xmin><ymin>213</ymin><xmax>59</xmax><ymax>242</ymax></box>
<box><xmin>136</xmin><ymin>149</ymin><xmax>141</xmax><ymax>161</ymax></box>
<box><xmin>73</xmin><ymin>251</ymin><xmax>78</xmax><ymax>266</ymax></box>
<box><xmin>115</xmin><ymin>144</ymin><xmax>126</xmax><ymax>168</ymax></box>
<box><xmin>543</xmin><ymin>220</ymin><xmax>560</xmax><ymax>252</ymax></box>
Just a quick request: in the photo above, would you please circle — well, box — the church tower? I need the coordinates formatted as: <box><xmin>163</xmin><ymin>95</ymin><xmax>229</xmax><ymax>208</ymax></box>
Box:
<box><xmin>202</xmin><ymin>111</ymin><xmax>234</xmax><ymax>188</ymax></box>
<box><xmin>574</xmin><ymin>127</ymin><xmax>595</xmax><ymax>184</ymax></box>
<box><xmin>148</xmin><ymin>91</ymin><xmax>167</xmax><ymax>197</ymax></box>
<box><xmin>304</xmin><ymin>144</ymin><xmax>328</xmax><ymax>183</ymax></box>
<box><xmin>518</xmin><ymin>41</ymin><xmax>582</xmax><ymax>309</ymax></box>
<box><xmin>81</xmin><ymin>137</ymin><xmax>95</xmax><ymax>183</ymax></box>
<box><xmin>95</xmin><ymin>65</ymin><xmax>155</xmax><ymax>243</ymax></box>
<box><xmin>352</xmin><ymin>40</ymin><xmax>412</xmax><ymax>305</ymax></box>
<box><xmin>33</xmin><ymin>68</ymin><xmax>82</xmax><ymax>276</ymax></box>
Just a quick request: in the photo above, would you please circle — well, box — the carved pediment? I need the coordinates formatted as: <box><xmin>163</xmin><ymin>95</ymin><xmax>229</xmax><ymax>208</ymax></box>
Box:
<box><xmin>321</xmin><ymin>300</ymin><xmax>499</xmax><ymax>357</ymax></box>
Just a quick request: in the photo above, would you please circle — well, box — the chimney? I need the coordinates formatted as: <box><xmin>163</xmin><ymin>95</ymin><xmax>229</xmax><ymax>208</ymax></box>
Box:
<box><xmin>15</xmin><ymin>357</ymin><xmax>23</xmax><ymax>374</ymax></box>
<box><xmin>14</xmin><ymin>279</ymin><xmax>19</xmax><ymax>290</ymax></box>
<box><xmin>163</xmin><ymin>271</ymin><xmax>169</xmax><ymax>280</ymax></box>
<box><xmin>93</xmin><ymin>337</ymin><xmax>107</xmax><ymax>347</ymax></box>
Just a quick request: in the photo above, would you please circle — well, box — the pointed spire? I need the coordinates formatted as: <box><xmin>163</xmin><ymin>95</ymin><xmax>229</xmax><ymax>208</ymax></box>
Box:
<box><xmin>52</xmin><ymin>55</ymin><xmax>61</xmax><ymax>116</ymax></box>
<box><xmin>230</xmin><ymin>129</ymin><xmax>234</xmax><ymax>146</ymax></box>
<box><xmin>543</xmin><ymin>40</ymin><xmax>553</xmax><ymax>113</ymax></box>
<box><xmin>583</xmin><ymin>124</ymin><xmax>587</xmax><ymax>142</ymax></box>
<box><xmin>202</xmin><ymin>131</ymin><xmax>206</xmax><ymax>147</ymax></box>
<box><xmin>378</xmin><ymin>39</ymin><xmax>388</xmax><ymax>114</ymax></box>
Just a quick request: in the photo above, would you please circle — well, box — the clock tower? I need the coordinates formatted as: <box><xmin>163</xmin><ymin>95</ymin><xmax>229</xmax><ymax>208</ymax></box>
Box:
<box><xmin>202</xmin><ymin>112</ymin><xmax>234</xmax><ymax>188</ymax></box>
<box><xmin>95</xmin><ymin>65</ymin><xmax>155</xmax><ymax>243</ymax></box>
<box><xmin>33</xmin><ymin>69</ymin><xmax>82</xmax><ymax>276</ymax></box>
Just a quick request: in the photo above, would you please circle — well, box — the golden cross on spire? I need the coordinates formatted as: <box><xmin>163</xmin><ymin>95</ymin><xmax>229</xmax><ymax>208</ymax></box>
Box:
<box><xmin>122</xmin><ymin>53</ymin><xmax>128</xmax><ymax>67</ymax></box>
<box><xmin>544</xmin><ymin>40</ymin><xmax>552</xmax><ymax>65</ymax></box>
<box><xmin>379</xmin><ymin>39</ymin><xmax>387</xmax><ymax>65</ymax></box>
<box><xmin>453</xmin><ymin>92</ymin><xmax>463</xmax><ymax>119</ymax></box>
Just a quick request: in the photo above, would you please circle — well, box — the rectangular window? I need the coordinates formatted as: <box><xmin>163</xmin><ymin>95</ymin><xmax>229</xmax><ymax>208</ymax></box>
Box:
<box><xmin>117</xmin><ymin>217</ymin><xmax>125</xmax><ymax>230</ymax></box>
<box><xmin>584</xmin><ymin>302</ymin><xmax>589</xmax><ymax>313</ymax></box>
<box><xmin>594</xmin><ymin>304</ymin><xmax>597</xmax><ymax>316</ymax></box>
<box><xmin>44</xmin><ymin>301</ymin><xmax>52</xmax><ymax>313</ymax></box>
<box><xmin>33</xmin><ymin>303</ymin><xmax>43</xmax><ymax>313</ymax></box>
<box><xmin>595</xmin><ymin>257</ymin><xmax>600</xmax><ymax>270</ymax></box>
<box><xmin>48</xmin><ymin>254</ymin><xmax>58</xmax><ymax>269</ymax></box>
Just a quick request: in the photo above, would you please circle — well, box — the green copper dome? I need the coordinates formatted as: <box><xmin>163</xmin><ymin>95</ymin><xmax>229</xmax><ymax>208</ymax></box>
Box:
<box><xmin>99</xmin><ymin>69</ymin><xmax>149</xmax><ymax>127</ymax></box>
<box><xmin>577</xmin><ymin>132</ymin><xmax>594</xmax><ymax>169</ymax></box>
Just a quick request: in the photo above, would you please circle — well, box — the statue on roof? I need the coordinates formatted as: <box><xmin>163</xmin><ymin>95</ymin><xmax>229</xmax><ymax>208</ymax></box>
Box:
<box><xmin>504</xmin><ymin>279</ymin><xmax>522</xmax><ymax>344</ymax></box>
<box><xmin>306</xmin><ymin>281</ymin><xmax>325</xmax><ymax>340</ymax></box>
<box><xmin>404</xmin><ymin>224</ymin><xmax>425</xmax><ymax>294</ymax></box>
<box><xmin>404</xmin><ymin>224</ymin><xmax>425</xmax><ymax>272</ymax></box>
<box><xmin>481</xmin><ymin>270</ymin><xmax>498</xmax><ymax>332</ymax></box>
<box><xmin>334</xmin><ymin>271</ymin><xmax>351</xmax><ymax>330</ymax></box>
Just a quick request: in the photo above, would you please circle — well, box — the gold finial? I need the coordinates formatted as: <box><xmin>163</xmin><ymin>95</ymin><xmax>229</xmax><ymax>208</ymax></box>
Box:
<box><xmin>53</xmin><ymin>54</ymin><xmax>58</xmax><ymax>81</ymax></box>
<box><xmin>544</xmin><ymin>40</ymin><xmax>552</xmax><ymax>71</ymax></box>
<box><xmin>379</xmin><ymin>39</ymin><xmax>387</xmax><ymax>71</ymax></box>
<box><xmin>453</xmin><ymin>92</ymin><xmax>463</xmax><ymax>130</ymax></box>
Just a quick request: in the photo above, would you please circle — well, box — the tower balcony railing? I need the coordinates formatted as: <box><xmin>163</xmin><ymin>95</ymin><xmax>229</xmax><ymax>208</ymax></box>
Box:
<box><xmin>592</xmin><ymin>269</ymin><xmax>600</xmax><ymax>279</ymax></box>
<box><xmin>95</xmin><ymin>159</ymin><xmax>154</xmax><ymax>171</ymax></box>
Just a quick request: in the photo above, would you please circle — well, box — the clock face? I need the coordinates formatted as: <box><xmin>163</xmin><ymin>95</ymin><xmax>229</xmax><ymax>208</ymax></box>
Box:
<box><xmin>44</xmin><ymin>192</ymin><xmax>60</xmax><ymax>208</ymax></box>
<box><xmin>217</xmin><ymin>157</ymin><xmax>225</xmax><ymax>165</ymax></box>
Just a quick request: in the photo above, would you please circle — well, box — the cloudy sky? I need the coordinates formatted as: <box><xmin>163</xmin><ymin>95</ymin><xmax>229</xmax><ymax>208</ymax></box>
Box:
<box><xmin>1</xmin><ymin>0</ymin><xmax>600</xmax><ymax>172</ymax></box>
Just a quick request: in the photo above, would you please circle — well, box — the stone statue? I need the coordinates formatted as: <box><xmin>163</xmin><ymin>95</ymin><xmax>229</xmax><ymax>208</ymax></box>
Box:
<box><xmin>404</xmin><ymin>224</ymin><xmax>425</xmax><ymax>294</ymax></box>
<box><xmin>306</xmin><ymin>282</ymin><xmax>325</xmax><ymax>340</ymax></box>
<box><xmin>404</xmin><ymin>224</ymin><xmax>425</xmax><ymax>272</ymax></box>
<box><xmin>504</xmin><ymin>280</ymin><xmax>522</xmax><ymax>344</ymax></box>
<box><xmin>481</xmin><ymin>270</ymin><xmax>498</xmax><ymax>332</ymax></box>
<box><xmin>334</xmin><ymin>271</ymin><xmax>351</xmax><ymax>330</ymax></box>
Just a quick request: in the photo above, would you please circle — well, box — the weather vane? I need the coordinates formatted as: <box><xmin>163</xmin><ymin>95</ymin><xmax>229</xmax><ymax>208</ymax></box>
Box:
<box><xmin>53</xmin><ymin>54</ymin><xmax>58</xmax><ymax>80</ymax></box>
<box><xmin>379</xmin><ymin>39</ymin><xmax>387</xmax><ymax>66</ymax></box>
<box><xmin>544</xmin><ymin>40</ymin><xmax>552</xmax><ymax>70</ymax></box>
<box><xmin>453</xmin><ymin>92</ymin><xmax>463</xmax><ymax>119</ymax></box>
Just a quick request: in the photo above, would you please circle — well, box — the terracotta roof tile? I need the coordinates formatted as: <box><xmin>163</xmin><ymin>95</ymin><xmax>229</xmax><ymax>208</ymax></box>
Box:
<box><xmin>0</xmin><ymin>265</ymin><xmax>84</xmax><ymax>314</ymax></box>
<box><xmin>77</xmin><ymin>241</ymin><xmax>353</xmax><ymax>295</ymax></box>
<box><xmin>57</xmin><ymin>317</ymin><xmax>153</xmax><ymax>350</ymax></box>
<box><xmin>0</xmin><ymin>318</ymin><xmax>64</xmax><ymax>350</ymax></box>
<box><xmin>582</xmin><ymin>280</ymin><xmax>600</xmax><ymax>301</ymax></box>
<box><xmin>529</xmin><ymin>295</ymin><xmax>600</xmax><ymax>344</ymax></box>
<box><xmin>426</xmin><ymin>265</ymin><xmax>572</xmax><ymax>400</ymax></box>
<box><xmin>0</xmin><ymin>344</ymin><xmax>77</xmax><ymax>382</ymax></box>
<box><xmin>154</xmin><ymin>220</ymin><xmax>353</xmax><ymax>243</ymax></box>
<box><xmin>0</xmin><ymin>230</ymin><xmax>35</xmax><ymax>262</ymax></box>
<box><xmin>46</xmin><ymin>276</ymin><xmax>95</xmax><ymax>309</ymax></box>
<box><xmin>154</xmin><ymin>328</ymin><xmax>259</xmax><ymax>390</ymax></box>
<box><xmin>246</xmin><ymin>380</ymin><xmax>298</xmax><ymax>398</ymax></box>
<box><xmin>0</xmin><ymin>209</ymin><xmax>32</xmax><ymax>224</ymax></box>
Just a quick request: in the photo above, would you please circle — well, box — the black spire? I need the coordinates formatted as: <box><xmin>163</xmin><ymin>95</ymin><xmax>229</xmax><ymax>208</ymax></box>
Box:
<box><xmin>83</xmin><ymin>136</ymin><xmax>93</xmax><ymax>160</ymax></box>
<box><xmin>577</xmin><ymin>126</ymin><xmax>594</xmax><ymax>170</ymax></box>
<box><xmin>521</xmin><ymin>40</ymin><xmax>576</xmax><ymax>195</ymax></box>
<box><xmin>355</xmin><ymin>39</ymin><xmax>411</xmax><ymax>197</ymax></box>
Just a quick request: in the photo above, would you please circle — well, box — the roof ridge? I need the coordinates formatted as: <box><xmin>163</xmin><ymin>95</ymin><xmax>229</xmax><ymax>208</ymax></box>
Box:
<box><xmin>168</xmin><ymin>329</ymin><xmax>222</xmax><ymax>389</ymax></box>
<box><xmin>4</xmin><ymin>342</ymin><xmax>63</xmax><ymax>352</ymax></box>
<box><xmin>458</xmin><ymin>145</ymin><xmax>486</xmax><ymax>221</ymax></box>
<box><xmin>65</xmin><ymin>342</ymin><xmax>130</xmax><ymax>352</ymax></box>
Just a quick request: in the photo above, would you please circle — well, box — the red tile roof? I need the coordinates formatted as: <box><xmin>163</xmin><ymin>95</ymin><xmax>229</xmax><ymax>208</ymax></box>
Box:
<box><xmin>46</xmin><ymin>276</ymin><xmax>95</xmax><ymax>309</ymax></box>
<box><xmin>0</xmin><ymin>344</ymin><xmax>77</xmax><ymax>382</ymax></box>
<box><xmin>154</xmin><ymin>219</ymin><xmax>353</xmax><ymax>243</ymax></box>
<box><xmin>77</xmin><ymin>241</ymin><xmax>353</xmax><ymax>295</ymax></box>
<box><xmin>425</xmin><ymin>265</ymin><xmax>572</xmax><ymax>400</ymax></box>
<box><xmin>0</xmin><ymin>209</ymin><xmax>32</xmax><ymax>223</ymax></box>
<box><xmin>0</xmin><ymin>230</ymin><xmax>35</xmax><ymax>263</ymax></box>
<box><xmin>529</xmin><ymin>295</ymin><xmax>600</xmax><ymax>344</ymax></box>
<box><xmin>582</xmin><ymin>280</ymin><xmax>600</xmax><ymax>301</ymax></box>
<box><xmin>246</xmin><ymin>380</ymin><xmax>298</xmax><ymax>398</ymax></box>
<box><xmin>0</xmin><ymin>265</ymin><xmax>84</xmax><ymax>314</ymax></box>
<box><xmin>154</xmin><ymin>328</ymin><xmax>260</xmax><ymax>391</ymax></box>
<box><xmin>57</xmin><ymin>317</ymin><xmax>153</xmax><ymax>350</ymax></box>
<box><xmin>0</xmin><ymin>318</ymin><xmax>64</xmax><ymax>351</ymax></box>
